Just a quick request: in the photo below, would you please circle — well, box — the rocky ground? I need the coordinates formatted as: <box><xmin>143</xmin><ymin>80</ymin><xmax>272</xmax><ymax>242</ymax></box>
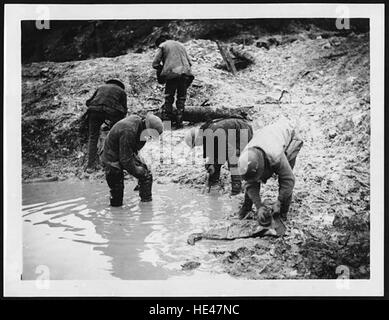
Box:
<box><xmin>22</xmin><ymin>29</ymin><xmax>370</xmax><ymax>279</ymax></box>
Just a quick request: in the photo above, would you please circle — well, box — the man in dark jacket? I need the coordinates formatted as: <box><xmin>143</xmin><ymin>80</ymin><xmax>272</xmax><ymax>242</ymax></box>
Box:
<box><xmin>237</xmin><ymin>117</ymin><xmax>303</xmax><ymax>226</ymax></box>
<box><xmin>85</xmin><ymin>79</ymin><xmax>127</xmax><ymax>172</ymax></box>
<box><xmin>185</xmin><ymin>118</ymin><xmax>253</xmax><ymax>195</ymax></box>
<box><xmin>100</xmin><ymin>113</ymin><xmax>163</xmax><ymax>206</ymax></box>
<box><xmin>152</xmin><ymin>34</ymin><xmax>194</xmax><ymax>128</ymax></box>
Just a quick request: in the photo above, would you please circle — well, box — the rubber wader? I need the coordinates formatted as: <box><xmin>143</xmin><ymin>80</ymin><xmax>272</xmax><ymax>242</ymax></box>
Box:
<box><xmin>105</xmin><ymin>166</ymin><xmax>124</xmax><ymax>207</ymax></box>
<box><xmin>138</xmin><ymin>172</ymin><xmax>153</xmax><ymax>202</ymax></box>
<box><xmin>230</xmin><ymin>175</ymin><xmax>242</xmax><ymax>196</ymax></box>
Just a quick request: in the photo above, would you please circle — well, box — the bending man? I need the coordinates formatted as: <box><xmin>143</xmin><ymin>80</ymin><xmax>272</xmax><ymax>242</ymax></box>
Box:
<box><xmin>100</xmin><ymin>113</ymin><xmax>163</xmax><ymax>206</ymax></box>
<box><xmin>185</xmin><ymin>117</ymin><xmax>253</xmax><ymax>195</ymax></box>
<box><xmin>85</xmin><ymin>79</ymin><xmax>127</xmax><ymax>172</ymax></box>
<box><xmin>237</xmin><ymin>117</ymin><xmax>303</xmax><ymax>226</ymax></box>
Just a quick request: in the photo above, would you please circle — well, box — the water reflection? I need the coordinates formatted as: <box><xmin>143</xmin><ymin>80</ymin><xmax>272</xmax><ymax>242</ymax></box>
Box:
<box><xmin>22</xmin><ymin>181</ymin><xmax>238</xmax><ymax>280</ymax></box>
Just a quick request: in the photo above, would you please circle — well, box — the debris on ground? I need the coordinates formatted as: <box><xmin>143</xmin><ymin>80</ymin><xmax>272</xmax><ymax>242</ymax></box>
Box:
<box><xmin>181</xmin><ymin>261</ymin><xmax>201</xmax><ymax>271</ymax></box>
<box><xmin>187</xmin><ymin>220</ymin><xmax>278</xmax><ymax>245</ymax></box>
<box><xmin>215</xmin><ymin>42</ymin><xmax>256</xmax><ymax>73</ymax></box>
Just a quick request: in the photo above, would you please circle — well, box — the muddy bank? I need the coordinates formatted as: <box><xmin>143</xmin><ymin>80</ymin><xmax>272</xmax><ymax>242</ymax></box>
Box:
<box><xmin>22</xmin><ymin>30</ymin><xmax>370</xmax><ymax>279</ymax></box>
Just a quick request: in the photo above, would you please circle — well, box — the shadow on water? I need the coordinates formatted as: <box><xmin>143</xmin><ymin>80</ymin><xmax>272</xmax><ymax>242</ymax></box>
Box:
<box><xmin>22</xmin><ymin>180</ymin><xmax>239</xmax><ymax>280</ymax></box>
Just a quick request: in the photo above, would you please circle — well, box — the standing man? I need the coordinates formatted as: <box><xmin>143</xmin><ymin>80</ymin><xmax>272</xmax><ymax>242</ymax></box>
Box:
<box><xmin>100</xmin><ymin>113</ymin><xmax>163</xmax><ymax>206</ymax></box>
<box><xmin>237</xmin><ymin>117</ymin><xmax>303</xmax><ymax>226</ymax></box>
<box><xmin>152</xmin><ymin>34</ymin><xmax>194</xmax><ymax>128</ymax></box>
<box><xmin>85</xmin><ymin>79</ymin><xmax>127</xmax><ymax>172</ymax></box>
<box><xmin>184</xmin><ymin>117</ymin><xmax>253</xmax><ymax>195</ymax></box>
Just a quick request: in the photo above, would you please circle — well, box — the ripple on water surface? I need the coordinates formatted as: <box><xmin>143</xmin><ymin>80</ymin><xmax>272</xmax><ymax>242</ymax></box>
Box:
<box><xmin>22</xmin><ymin>181</ymin><xmax>238</xmax><ymax>280</ymax></box>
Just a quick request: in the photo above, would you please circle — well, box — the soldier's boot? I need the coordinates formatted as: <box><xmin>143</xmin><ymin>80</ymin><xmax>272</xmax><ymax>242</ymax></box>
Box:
<box><xmin>208</xmin><ymin>165</ymin><xmax>221</xmax><ymax>187</ymax></box>
<box><xmin>139</xmin><ymin>172</ymin><xmax>153</xmax><ymax>202</ymax></box>
<box><xmin>175</xmin><ymin>113</ymin><xmax>183</xmax><ymax>129</ymax></box>
<box><xmin>230</xmin><ymin>175</ymin><xmax>242</xmax><ymax>196</ymax></box>
<box><xmin>110</xmin><ymin>188</ymin><xmax>123</xmax><ymax>207</ymax></box>
<box><xmin>106</xmin><ymin>165</ymin><xmax>124</xmax><ymax>207</ymax></box>
<box><xmin>175</xmin><ymin>92</ymin><xmax>186</xmax><ymax>129</ymax></box>
<box><xmin>237</xmin><ymin>193</ymin><xmax>253</xmax><ymax>220</ymax></box>
<box><xmin>162</xmin><ymin>101</ymin><xmax>174</xmax><ymax>122</ymax></box>
<box><xmin>173</xmin><ymin>107</ymin><xmax>184</xmax><ymax>129</ymax></box>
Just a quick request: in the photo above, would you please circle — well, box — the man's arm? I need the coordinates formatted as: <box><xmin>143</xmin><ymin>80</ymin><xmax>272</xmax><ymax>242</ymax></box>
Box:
<box><xmin>185</xmin><ymin>49</ymin><xmax>192</xmax><ymax>67</ymax></box>
<box><xmin>119</xmin><ymin>133</ymin><xmax>146</xmax><ymax>179</ymax></box>
<box><xmin>244</xmin><ymin>180</ymin><xmax>262</xmax><ymax>209</ymax></box>
<box><xmin>152</xmin><ymin>47</ymin><xmax>163</xmax><ymax>69</ymax></box>
<box><xmin>274</xmin><ymin>153</ymin><xmax>295</xmax><ymax>214</ymax></box>
<box><xmin>120</xmin><ymin>91</ymin><xmax>127</xmax><ymax>115</ymax></box>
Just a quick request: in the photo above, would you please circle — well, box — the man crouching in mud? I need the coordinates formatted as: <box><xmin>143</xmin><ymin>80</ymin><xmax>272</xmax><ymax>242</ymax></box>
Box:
<box><xmin>184</xmin><ymin>117</ymin><xmax>253</xmax><ymax>195</ymax></box>
<box><xmin>100</xmin><ymin>113</ymin><xmax>163</xmax><ymax>206</ymax></box>
<box><xmin>237</xmin><ymin>117</ymin><xmax>303</xmax><ymax>226</ymax></box>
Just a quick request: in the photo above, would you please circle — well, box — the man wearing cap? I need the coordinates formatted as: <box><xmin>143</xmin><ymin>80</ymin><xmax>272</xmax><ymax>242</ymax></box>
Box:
<box><xmin>237</xmin><ymin>117</ymin><xmax>303</xmax><ymax>226</ymax></box>
<box><xmin>152</xmin><ymin>34</ymin><xmax>194</xmax><ymax>128</ymax></box>
<box><xmin>184</xmin><ymin>118</ymin><xmax>253</xmax><ymax>195</ymax></box>
<box><xmin>85</xmin><ymin>79</ymin><xmax>127</xmax><ymax>172</ymax></box>
<box><xmin>100</xmin><ymin>113</ymin><xmax>163</xmax><ymax>206</ymax></box>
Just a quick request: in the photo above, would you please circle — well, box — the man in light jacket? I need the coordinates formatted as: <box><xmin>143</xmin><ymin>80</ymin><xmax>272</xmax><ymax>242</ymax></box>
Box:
<box><xmin>152</xmin><ymin>34</ymin><xmax>194</xmax><ymax>128</ymax></box>
<box><xmin>237</xmin><ymin>117</ymin><xmax>303</xmax><ymax>226</ymax></box>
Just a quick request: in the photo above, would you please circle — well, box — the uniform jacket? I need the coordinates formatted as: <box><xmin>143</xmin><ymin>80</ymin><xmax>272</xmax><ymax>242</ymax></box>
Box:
<box><xmin>152</xmin><ymin>40</ymin><xmax>193</xmax><ymax>80</ymax></box>
<box><xmin>86</xmin><ymin>83</ymin><xmax>127</xmax><ymax>116</ymax></box>
<box><xmin>201</xmin><ymin>118</ymin><xmax>253</xmax><ymax>167</ymax></box>
<box><xmin>245</xmin><ymin>117</ymin><xmax>294</xmax><ymax>166</ymax></box>
<box><xmin>100</xmin><ymin>115</ymin><xmax>147</xmax><ymax>178</ymax></box>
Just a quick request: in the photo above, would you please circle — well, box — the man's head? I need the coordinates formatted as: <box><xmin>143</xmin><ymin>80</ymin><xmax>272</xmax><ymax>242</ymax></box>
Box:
<box><xmin>238</xmin><ymin>147</ymin><xmax>265</xmax><ymax>182</ymax></box>
<box><xmin>155</xmin><ymin>33</ymin><xmax>170</xmax><ymax>47</ymax></box>
<box><xmin>145</xmin><ymin>113</ymin><xmax>164</xmax><ymax>135</ymax></box>
<box><xmin>106</xmin><ymin>79</ymin><xmax>125</xmax><ymax>90</ymax></box>
<box><xmin>184</xmin><ymin>127</ymin><xmax>203</xmax><ymax>148</ymax></box>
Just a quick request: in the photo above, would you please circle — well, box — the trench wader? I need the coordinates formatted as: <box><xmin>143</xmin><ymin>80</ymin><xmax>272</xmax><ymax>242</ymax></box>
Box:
<box><xmin>138</xmin><ymin>171</ymin><xmax>153</xmax><ymax>202</ymax></box>
<box><xmin>104</xmin><ymin>163</ymin><xmax>153</xmax><ymax>206</ymax></box>
<box><xmin>205</xmin><ymin>164</ymin><xmax>243</xmax><ymax>195</ymax></box>
<box><xmin>229</xmin><ymin>162</ymin><xmax>242</xmax><ymax>195</ymax></box>
<box><xmin>163</xmin><ymin>74</ymin><xmax>194</xmax><ymax>128</ymax></box>
<box><xmin>238</xmin><ymin>135</ymin><xmax>303</xmax><ymax>221</ymax></box>
<box><xmin>205</xmin><ymin>140</ymin><xmax>244</xmax><ymax>195</ymax></box>
<box><xmin>86</xmin><ymin>108</ymin><xmax>124</xmax><ymax>171</ymax></box>
<box><xmin>231</xmin><ymin>175</ymin><xmax>242</xmax><ymax>195</ymax></box>
<box><xmin>133</xmin><ymin>155</ymin><xmax>153</xmax><ymax>202</ymax></box>
<box><xmin>105</xmin><ymin>164</ymin><xmax>124</xmax><ymax>207</ymax></box>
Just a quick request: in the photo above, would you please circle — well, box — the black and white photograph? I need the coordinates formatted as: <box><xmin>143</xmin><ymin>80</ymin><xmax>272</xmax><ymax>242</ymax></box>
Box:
<box><xmin>3</xmin><ymin>3</ymin><xmax>385</xmax><ymax>297</ymax></box>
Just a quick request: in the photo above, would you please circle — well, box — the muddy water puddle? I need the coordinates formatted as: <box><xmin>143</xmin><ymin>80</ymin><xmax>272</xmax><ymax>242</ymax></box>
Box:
<box><xmin>22</xmin><ymin>181</ymin><xmax>239</xmax><ymax>280</ymax></box>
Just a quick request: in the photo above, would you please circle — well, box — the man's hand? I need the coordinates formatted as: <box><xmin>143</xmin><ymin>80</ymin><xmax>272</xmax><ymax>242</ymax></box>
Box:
<box><xmin>207</xmin><ymin>165</ymin><xmax>215</xmax><ymax>176</ymax></box>
<box><xmin>257</xmin><ymin>206</ymin><xmax>272</xmax><ymax>227</ymax></box>
<box><xmin>134</xmin><ymin>166</ymin><xmax>147</xmax><ymax>178</ymax></box>
<box><xmin>272</xmin><ymin>200</ymin><xmax>281</xmax><ymax>216</ymax></box>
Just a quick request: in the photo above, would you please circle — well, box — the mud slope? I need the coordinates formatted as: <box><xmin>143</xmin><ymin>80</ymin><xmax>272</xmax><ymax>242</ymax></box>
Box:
<box><xmin>22</xmin><ymin>31</ymin><xmax>370</xmax><ymax>279</ymax></box>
